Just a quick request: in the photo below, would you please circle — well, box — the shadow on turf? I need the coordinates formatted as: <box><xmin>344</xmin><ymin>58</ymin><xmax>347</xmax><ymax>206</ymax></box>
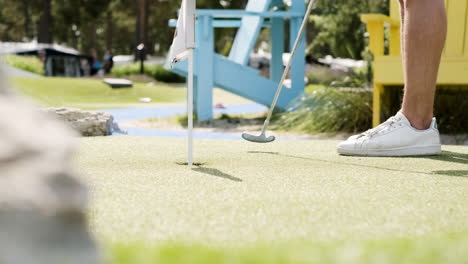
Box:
<box><xmin>247</xmin><ymin>151</ymin><xmax>468</xmax><ymax>178</ymax></box>
<box><xmin>248</xmin><ymin>151</ymin><xmax>279</xmax><ymax>155</ymax></box>
<box><xmin>192</xmin><ymin>167</ymin><xmax>242</xmax><ymax>182</ymax></box>
<box><xmin>419</xmin><ymin>151</ymin><xmax>467</xmax><ymax>177</ymax></box>
<box><xmin>433</xmin><ymin>170</ymin><xmax>468</xmax><ymax>177</ymax></box>
<box><xmin>419</xmin><ymin>151</ymin><xmax>468</xmax><ymax>165</ymax></box>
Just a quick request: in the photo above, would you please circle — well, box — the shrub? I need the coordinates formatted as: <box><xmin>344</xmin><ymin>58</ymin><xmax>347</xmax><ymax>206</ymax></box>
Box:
<box><xmin>435</xmin><ymin>88</ymin><xmax>468</xmax><ymax>134</ymax></box>
<box><xmin>273</xmin><ymin>87</ymin><xmax>372</xmax><ymax>134</ymax></box>
<box><xmin>307</xmin><ymin>64</ymin><xmax>347</xmax><ymax>86</ymax></box>
<box><xmin>111</xmin><ymin>63</ymin><xmax>185</xmax><ymax>83</ymax></box>
<box><xmin>308</xmin><ymin>66</ymin><xmax>371</xmax><ymax>88</ymax></box>
<box><xmin>329</xmin><ymin>67</ymin><xmax>371</xmax><ymax>88</ymax></box>
<box><xmin>4</xmin><ymin>55</ymin><xmax>44</xmax><ymax>75</ymax></box>
<box><xmin>278</xmin><ymin>85</ymin><xmax>467</xmax><ymax>135</ymax></box>
<box><xmin>175</xmin><ymin>112</ymin><xmax>198</xmax><ymax>127</ymax></box>
<box><xmin>382</xmin><ymin>85</ymin><xmax>468</xmax><ymax>134</ymax></box>
<box><xmin>146</xmin><ymin>64</ymin><xmax>186</xmax><ymax>83</ymax></box>
<box><xmin>111</xmin><ymin>63</ymin><xmax>140</xmax><ymax>77</ymax></box>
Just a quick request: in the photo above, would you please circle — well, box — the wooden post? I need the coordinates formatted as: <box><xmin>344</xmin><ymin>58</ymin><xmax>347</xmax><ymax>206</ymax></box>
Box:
<box><xmin>270</xmin><ymin>17</ymin><xmax>285</xmax><ymax>83</ymax></box>
<box><xmin>366</xmin><ymin>22</ymin><xmax>385</xmax><ymax>56</ymax></box>
<box><xmin>289</xmin><ymin>0</ymin><xmax>306</xmax><ymax>93</ymax></box>
<box><xmin>194</xmin><ymin>15</ymin><xmax>214</xmax><ymax>121</ymax></box>
<box><xmin>390</xmin><ymin>25</ymin><xmax>401</xmax><ymax>56</ymax></box>
<box><xmin>373</xmin><ymin>84</ymin><xmax>383</xmax><ymax>127</ymax></box>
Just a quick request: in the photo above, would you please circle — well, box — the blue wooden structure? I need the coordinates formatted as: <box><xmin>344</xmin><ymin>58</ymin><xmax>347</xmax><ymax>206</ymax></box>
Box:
<box><xmin>167</xmin><ymin>0</ymin><xmax>306</xmax><ymax>120</ymax></box>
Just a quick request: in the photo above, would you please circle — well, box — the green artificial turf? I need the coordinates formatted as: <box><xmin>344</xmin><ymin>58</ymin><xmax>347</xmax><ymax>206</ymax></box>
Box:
<box><xmin>76</xmin><ymin>137</ymin><xmax>468</xmax><ymax>263</ymax></box>
<box><xmin>12</xmin><ymin>77</ymin><xmax>185</xmax><ymax>109</ymax></box>
<box><xmin>108</xmin><ymin>231</ymin><xmax>468</xmax><ymax>264</ymax></box>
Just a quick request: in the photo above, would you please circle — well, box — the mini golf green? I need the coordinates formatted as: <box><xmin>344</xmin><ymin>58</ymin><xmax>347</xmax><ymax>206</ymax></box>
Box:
<box><xmin>76</xmin><ymin>137</ymin><xmax>468</xmax><ymax>248</ymax></box>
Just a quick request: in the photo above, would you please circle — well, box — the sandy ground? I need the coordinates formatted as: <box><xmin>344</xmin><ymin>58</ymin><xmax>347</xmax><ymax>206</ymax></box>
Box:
<box><xmin>76</xmin><ymin>137</ymin><xmax>468</xmax><ymax>245</ymax></box>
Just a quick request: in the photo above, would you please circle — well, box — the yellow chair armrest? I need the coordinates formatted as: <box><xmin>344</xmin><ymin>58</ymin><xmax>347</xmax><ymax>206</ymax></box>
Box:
<box><xmin>361</xmin><ymin>14</ymin><xmax>401</xmax><ymax>56</ymax></box>
<box><xmin>360</xmin><ymin>14</ymin><xmax>400</xmax><ymax>27</ymax></box>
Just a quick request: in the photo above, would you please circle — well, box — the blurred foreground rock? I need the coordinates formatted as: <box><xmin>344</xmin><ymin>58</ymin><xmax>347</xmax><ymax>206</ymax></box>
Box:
<box><xmin>43</xmin><ymin>107</ymin><xmax>122</xmax><ymax>136</ymax></box>
<box><xmin>0</xmin><ymin>67</ymin><xmax>99</xmax><ymax>264</ymax></box>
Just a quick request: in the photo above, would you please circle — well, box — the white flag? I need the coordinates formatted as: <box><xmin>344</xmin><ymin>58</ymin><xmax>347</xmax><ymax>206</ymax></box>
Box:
<box><xmin>169</xmin><ymin>0</ymin><xmax>196</xmax><ymax>66</ymax></box>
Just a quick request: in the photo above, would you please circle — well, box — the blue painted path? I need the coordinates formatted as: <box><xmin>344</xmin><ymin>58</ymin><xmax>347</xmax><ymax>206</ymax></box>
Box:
<box><xmin>106</xmin><ymin>103</ymin><xmax>268</xmax><ymax>140</ymax></box>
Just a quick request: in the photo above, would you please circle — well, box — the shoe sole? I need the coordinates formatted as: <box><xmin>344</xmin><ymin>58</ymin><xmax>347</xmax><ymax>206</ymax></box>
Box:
<box><xmin>337</xmin><ymin>145</ymin><xmax>442</xmax><ymax>157</ymax></box>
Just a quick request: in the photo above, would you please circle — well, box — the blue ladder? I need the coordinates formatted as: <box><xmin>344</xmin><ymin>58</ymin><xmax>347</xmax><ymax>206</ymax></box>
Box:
<box><xmin>167</xmin><ymin>0</ymin><xmax>306</xmax><ymax>120</ymax></box>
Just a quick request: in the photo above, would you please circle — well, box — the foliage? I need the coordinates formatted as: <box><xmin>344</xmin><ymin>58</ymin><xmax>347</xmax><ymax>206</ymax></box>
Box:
<box><xmin>328</xmin><ymin>66</ymin><xmax>371</xmax><ymax>88</ymax></box>
<box><xmin>147</xmin><ymin>65</ymin><xmax>186</xmax><ymax>83</ymax></box>
<box><xmin>382</xmin><ymin>85</ymin><xmax>468</xmax><ymax>135</ymax></box>
<box><xmin>307</xmin><ymin>65</ymin><xmax>371</xmax><ymax>87</ymax></box>
<box><xmin>273</xmin><ymin>87</ymin><xmax>372</xmax><ymax>134</ymax></box>
<box><xmin>175</xmin><ymin>113</ymin><xmax>198</xmax><ymax>127</ymax></box>
<box><xmin>107</xmin><ymin>231</ymin><xmax>468</xmax><ymax>264</ymax></box>
<box><xmin>4</xmin><ymin>55</ymin><xmax>45</xmax><ymax>75</ymax></box>
<box><xmin>0</xmin><ymin>0</ymin><xmax>388</xmax><ymax>61</ymax></box>
<box><xmin>0</xmin><ymin>0</ymin><xmax>249</xmax><ymax>57</ymax></box>
<box><xmin>111</xmin><ymin>63</ymin><xmax>186</xmax><ymax>83</ymax></box>
<box><xmin>435</xmin><ymin>88</ymin><xmax>468</xmax><ymax>134</ymax></box>
<box><xmin>111</xmin><ymin>63</ymin><xmax>142</xmax><ymax>77</ymax></box>
<box><xmin>12</xmin><ymin>77</ymin><xmax>185</xmax><ymax>109</ymax></box>
<box><xmin>308</xmin><ymin>0</ymin><xmax>388</xmax><ymax>60</ymax></box>
<box><xmin>307</xmin><ymin>65</ymin><xmax>347</xmax><ymax>86</ymax></box>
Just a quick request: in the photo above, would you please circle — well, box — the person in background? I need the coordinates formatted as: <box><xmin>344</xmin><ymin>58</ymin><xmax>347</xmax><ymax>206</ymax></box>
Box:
<box><xmin>103</xmin><ymin>51</ymin><xmax>114</xmax><ymax>74</ymax></box>
<box><xmin>90</xmin><ymin>48</ymin><xmax>102</xmax><ymax>76</ymax></box>
<box><xmin>80</xmin><ymin>58</ymin><xmax>91</xmax><ymax>77</ymax></box>
<box><xmin>38</xmin><ymin>49</ymin><xmax>47</xmax><ymax>64</ymax></box>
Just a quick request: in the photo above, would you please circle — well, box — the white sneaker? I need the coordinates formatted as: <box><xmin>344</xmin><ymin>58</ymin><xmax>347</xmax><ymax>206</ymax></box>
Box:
<box><xmin>337</xmin><ymin>112</ymin><xmax>441</xmax><ymax>156</ymax></box>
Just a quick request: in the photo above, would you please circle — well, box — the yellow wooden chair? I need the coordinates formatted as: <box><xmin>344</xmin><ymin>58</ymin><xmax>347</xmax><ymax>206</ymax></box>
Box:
<box><xmin>361</xmin><ymin>0</ymin><xmax>468</xmax><ymax>127</ymax></box>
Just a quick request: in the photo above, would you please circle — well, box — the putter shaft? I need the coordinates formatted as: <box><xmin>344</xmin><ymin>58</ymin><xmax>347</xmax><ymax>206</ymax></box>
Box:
<box><xmin>259</xmin><ymin>0</ymin><xmax>316</xmax><ymax>134</ymax></box>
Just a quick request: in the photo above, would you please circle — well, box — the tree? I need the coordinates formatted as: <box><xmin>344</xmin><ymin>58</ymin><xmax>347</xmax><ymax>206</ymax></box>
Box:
<box><xmin>0</xmin><ymin>0</ymin><xmax>35</xmax><ymax>41</ymax></box>
<box><xmin>37</xmin><ymin>0</ymin><xmax>53</xmax><ymax>43</ymax></box>
<box><xmin>53</xmin><ymin>0</ymin><xmax>112</xmax><ymax>55</ymax></box>
<box><xmin>105</xmin><ymin>5</ymin><xmax>113</xmax><ymax>52</ymax></box>
<box><xmin>20</xmin><ymin>0</ymin><xmax>33</xmax><ymax>40</ymax></box>
<box><xmin>135</xmin><ymin>0</ymin><xmax>148</xmax><ymax>59</ymax></box>
<box><xmin>308</xmin><ymin>0</ymin><xmax>388</xmax><ymax>60</ymax></box>
<box><xmin>0</xmin><ymin>0</ymin><xmax>250</xmax><ymax>56</ymax></box>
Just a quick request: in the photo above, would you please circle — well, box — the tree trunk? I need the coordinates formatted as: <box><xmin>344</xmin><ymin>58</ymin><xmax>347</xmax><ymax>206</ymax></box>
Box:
<box><xmin>106</xmin><ymin>9</ymin><xmax>114</xmax><ymax>52</ymax></box>
<box><xmin>82</xmin><ymin>23</ymin><xmax>98</xmax><ymax>56</ymax></box>
<box><xmin>21</xmin><ymin>0</ymin><xmax>33</xmax><ymax>40</ymax></box>
<box><xmin>135</xmin><ymin>0</ymin><xmax>148</xmax><ymax>60</ymax></box>
<box><xmin>37</xmin><ymin>0</ymin><xmax>53</xmax><ymax>43</ymax></box>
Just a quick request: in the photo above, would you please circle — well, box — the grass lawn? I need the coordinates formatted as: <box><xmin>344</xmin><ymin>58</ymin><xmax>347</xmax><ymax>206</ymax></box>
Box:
<box><xmin>75</xmin><ymin>137</ymin><xmax>468</xmax><ymax>263</ymax></box>
<box><xmin>11</xmin><ymin>77</ymin><xmax>254</xmax><ymax>110</ymax></box>
<box><xmin>12</xmin><ymin>77</ymin><xmax>186</xmax><ymax>109</ymax></box>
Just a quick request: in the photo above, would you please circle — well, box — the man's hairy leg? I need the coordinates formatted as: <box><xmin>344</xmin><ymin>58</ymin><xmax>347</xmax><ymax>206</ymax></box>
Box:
<box><xmin>400</xmin><ymin>0</ymin><xmax>447</xmax><ymax>130</ymax></box>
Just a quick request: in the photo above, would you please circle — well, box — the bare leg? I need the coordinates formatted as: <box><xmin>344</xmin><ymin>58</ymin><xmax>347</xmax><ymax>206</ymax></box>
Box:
<box><xmin>399</xmin><ymin>0</ymin><xmax>405</xmax><ymax>71</ymax></box>
<box><xmin>400</xmin><ymin>0</ymin><xmax>447</xmax><ymax>130</ymax></box>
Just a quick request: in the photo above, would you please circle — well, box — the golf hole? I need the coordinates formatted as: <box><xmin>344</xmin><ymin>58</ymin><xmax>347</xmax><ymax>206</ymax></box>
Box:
<box><xmin>176</xmin><ymin>162</ymin><xmax>206</xmax><ymax>166</ymax></box>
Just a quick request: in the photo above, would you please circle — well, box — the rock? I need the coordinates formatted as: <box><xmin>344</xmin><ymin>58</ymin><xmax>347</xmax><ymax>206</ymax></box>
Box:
<box><xmin>0</xmin><ymin>66</ymin><xmax>99</xmax><ymax>264</ymax></box>
<box><xmin>43</xmin><ymin>107</ymin><xmax>122</xmax><ymax>137</ymax></box>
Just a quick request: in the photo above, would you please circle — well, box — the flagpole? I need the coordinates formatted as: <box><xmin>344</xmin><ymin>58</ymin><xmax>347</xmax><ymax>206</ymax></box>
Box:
<box><xmin>187</xmin><ymin>48</ymin><xmax>194</xmax><ymax>166</ymax></box>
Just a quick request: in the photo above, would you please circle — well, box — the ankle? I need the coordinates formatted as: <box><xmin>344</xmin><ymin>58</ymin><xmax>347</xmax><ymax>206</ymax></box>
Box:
<box><xmin>401</xmin><ymin>109</ymin><xmax>433</xmax><ymax>130</ymax></box>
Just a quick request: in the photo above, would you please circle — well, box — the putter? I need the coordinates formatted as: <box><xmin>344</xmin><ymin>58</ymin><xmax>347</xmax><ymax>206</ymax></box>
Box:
<box><xmin>242</xmin><ymin>0</ymin><xmax>316</xmax><ymax>143</ymax></box>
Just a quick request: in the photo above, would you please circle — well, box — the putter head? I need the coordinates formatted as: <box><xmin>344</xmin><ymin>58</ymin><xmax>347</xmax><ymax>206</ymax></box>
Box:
<box><xmin>241</xmin><ymin>132</ymin><xmax>276</xmax><ymax>143</ymax></box>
